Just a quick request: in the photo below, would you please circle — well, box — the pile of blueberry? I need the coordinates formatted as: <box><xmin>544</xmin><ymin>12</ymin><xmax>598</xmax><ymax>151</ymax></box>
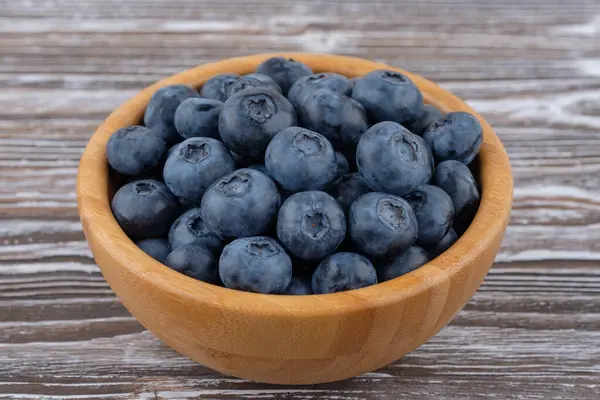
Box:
<box><xmin>108</xmin><ymin>57</ymin><xmax>482</xmax><ymax>295</ymax></box>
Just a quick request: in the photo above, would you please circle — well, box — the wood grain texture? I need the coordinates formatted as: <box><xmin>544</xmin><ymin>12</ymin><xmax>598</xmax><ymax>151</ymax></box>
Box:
<box><xmin>1</xmin><ymin>0</ymin><xmax>600</xmax><ymax>398</ymax></box>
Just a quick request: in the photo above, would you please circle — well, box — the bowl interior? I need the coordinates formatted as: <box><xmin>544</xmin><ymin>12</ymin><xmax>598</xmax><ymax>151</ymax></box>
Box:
<box><xmin>77</xmin><ymin>53</ymin><xmax>512</xmax><ymax>317</ymax></box>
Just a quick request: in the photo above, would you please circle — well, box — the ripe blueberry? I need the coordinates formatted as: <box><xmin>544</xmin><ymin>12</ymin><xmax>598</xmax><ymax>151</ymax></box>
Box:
<box><xmin>106</xmin><ymin>126</ymin><xmax>166</xmax><ymax>176</ymax></box>
<box><xmin>407</xmin><ymin>104</ymin><xmax>444</xmax><ymax>136</ymax></box>
<box><xmin>357</xmin><ymin>121</ymin><xmax>433</xmax><ymax>196</ymax></box>
<box><xmin>377</xmin><ymin>246</ymin><xmax>429</xmax><ymax>282</ymax></box>
<box><xmin>349</xmin><ymin>192</ymin><xmax>418</xmax><ymax>258</ymax></box>
<box><xmin>312</xmin><ymin>252</ymin><xmax>377</xmax><ymax>294</ymax></box>
<box><xmin>265</xmin><ymin>127</ymin><xmax>337</xmax><ymax>192</ymax></box>
<box><xmin>287</xmin><ymin>72</ymin><xmax>353</xmax><ymax>110</ymax></box>
<box><xmin>328</xmin><ymin>173</ymin><xmax>372</xmax><ymax>214</ymax></box>
<box><xmin>136</xmin><ymin>238</ymin><xmax>171</xmax><ymax>264</ymax></box>
<box><xmin>282</xmin><ymin>277</ymin><xmax>312</xmax><ymax>295</ymax></box>
<box><xmin>219</xmin><ymin>236</ymin><xmax>292</xmax><ymax>294</ymax></box>
<box><xmin>219</xmin><ymin>88</ymin><xmax>297</xmax><ymax>161</ymax></box>
<box><xmin>144</xmin><ymin>84</ymin><xmax>199</xmax><ymax>139</ymax></box>
<box><xmin>199</xmin><ymin>74</ymin><xmax>240</xmax><ymax>101</ymax></box>
<box><xmin>424</xmin><ymin>228</ymin><xmax>458</xmax><ymax>259</ymax></box>
<box><xmin>423</xmin><ymin>111</ymin><xmax>483</xmax><ymax>164</ymax></box>
<box><xmin>298</xmin><ymin>89</ymin><xmax>368</xmax><ymax>154</ymax></box>
<box><xmin>165</xmin><ymin>243</ymin><xmax>218</xmax><ymax>283</ymax></box>
<box><xmin>255</xmin><ymin>57</ymin><xmax>312</xmax><ymax>95</ymax></box>
<box><xmin>163</xmin><ymin>137</ymin><xmax>235</xmax><ymax>208</ymax></box>
<box><xmin>202</xmin><ymin>168</ymin><xmax>281</xmax><ymax>237</ymax></box>
<box><xmin>431</xmin><ymin>160</ymin><xmax>480</xmax><ymax>232</ymax></box>
<box><xmin>227</xmin><ymin>73</ymin><xmax>282</xmax><ymax>97</ymax></box>
<box><xmin>111</xmin><ymin>179</ymin><xmax>179</xmax><ymax>239</ymax></box>
<box><xmin>404</xmin><ymin>184</ymin><xmax>454</xmax><ymax>245</ymax></box>
<box><xmin>352</xmin><ymin>70</ymin><xmax>423</xmax><ymax>125</ymax></box>
<box><xmin>168</xmin><ymin>208</ymin><xmax>222</xmax><ymax>253</ymax></box>
<box><xmin>277</xmin><ymin>191</ymin><xmax>346</xmax><ymax>260</ymax></box>
<box><xmin>174</xmin><ymin>97</ymin><xmax>222</xmax><ymax>140</ymax></box>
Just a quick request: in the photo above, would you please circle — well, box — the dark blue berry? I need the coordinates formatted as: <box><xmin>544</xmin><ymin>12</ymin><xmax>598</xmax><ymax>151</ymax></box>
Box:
<box><xmin>377</xmin><ymin>246</ymin><xmax>429</xmax><ymax>282</ymax></box>
<box><xmin>227</xmin><ymin>73</ymin><xmax>282</xmax><ymax>97</ymax></box>
<box><xmin>202</xmin><ymin>168</ymin><xmax>281</xmax><ymax>238</ymax></box>
<box><xmin>297</xmin><ymin>89</ymin><xmax>368</xmax><ymax>154</ymax></box>
<box><xmin>431</xmin><ymin>160</ymin><xmax>480</xmax><ymax>232</ymax></box>
<box><xmin>136</xmin><ymin>238</ymin><xmax>171</xmax><ymax>264</ymax></box>
<box><xmin>174</xmin><ymin>97</ymin><xmax>222</xmax><ymax>140</ymax></box>
<box><xmin>424</xmin><ymin>228</ymin><xmax>458</xmax><ymax>259</ymax></box>
<box><xmin>255</xmin><ymin>57</ymin><xmax>313</xmax><ymax>95</ymax></box>
<box><xmin>165</xmin><ymin>243</ymin><xmax>218</xmax><ymax>283</ymax></box>
<box><xmin>276</xmin><ymin>191</ymin><xmax>346</xmax><ymax>260</ymax></box>
<box><xmin>311</xmin><ymin>252</ymin><xmax>377</xmax><ymax>294</ymax></box>
<box><xmin>163</xmin><ymin>137</ymin><xmax>235</xmax><ymax>208</ymax></box>
<box><xmin>106</xmin><ymin>126</ymin><xmax>166</xmax><ymax>176</ymax></box>
<box><xmin>349</xmin><ymin>192</ymin><xmax>418</xmax><ymax>258</ymax></box>
<box><xmin>328</xmin><ymin>173</ymin><xmax>372</xmax><ymax>214</ymax></box>
<box><xmin>219</xmin><ymin>236</ymin><xmax>292</xmax><ymax>294</ymax></box>
<box><xmin>287</xmin><ymin>73</ymin><xmax>353</xmax><ymax>110</ymax></box>
<box><xmin>352</xmin><ymin>70</ymin><xmax>423</xmax><ymax>125</ymax></box>
<box><xmin>282</xmin><ymin>277</ymin><xmax>312</xmax><ymax>295</ymax></box>
<box><xmin>199</xmin><ymin>74</ymin><xmax>240</xmax><ymax>101</ymax></box>
<box><xmin>144</xmin><ymin>84</ymin><xmax>199</xmax><ymax>139</ymax></box>
<box><xmin>357</xmin><ymin>121</ymin><xmax>433</xmax><ymax>196</ymax></box>
<box><xmin>168</xmin><ymin>208</ymin><xmax>222</xmax><ymax>253</ymax></box>
<box><xmin>404</xmin><ymin>184</ymin><xmax>454</xmax><ymax>245</ymax></box>
<box><xmin>111</xmin><ymin>179</ymin><xmax>179</xmax><ymax>239</ymax></box>
<box><xmin>407</xmin><ymin>104</ymin><xmax>444</xmax><ymax>136</ymax></box>
<box><xmin>334</xmin><ymin>152</ymin><xmax>350</xmax><ymax>181</ymax></box>
<box><xmin>265</xmin><ymin>127</ymin><xmax>337</xmax><ymax>192</ymax></box>
<box><xmin>219</xmin><ymin>88</ymin><xmax>297</xmax><ymax>161</ymax></box>
<box><xmin>423</xmin><ymin>111</ymin><xmax>483</xmax><ymax>165</ymax></box>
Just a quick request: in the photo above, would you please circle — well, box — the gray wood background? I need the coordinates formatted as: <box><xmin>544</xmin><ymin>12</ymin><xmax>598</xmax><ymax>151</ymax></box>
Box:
<box><xmin>1</xmin><ymin>0</ymin><xmax>600</xmax><ymax>398</ymax></box>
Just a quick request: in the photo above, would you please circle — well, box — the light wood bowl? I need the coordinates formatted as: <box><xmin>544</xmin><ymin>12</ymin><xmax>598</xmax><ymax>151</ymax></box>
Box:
<box><xmin>76</xmin><ymin>53</ymin><xmax>513</xmax><ymax>385</ymax></box>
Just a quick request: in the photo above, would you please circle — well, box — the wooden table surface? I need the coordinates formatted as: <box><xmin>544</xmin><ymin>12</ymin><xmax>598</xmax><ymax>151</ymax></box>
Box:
<box><xmin>1</xmin><ymin>0</ymin><xmax>600</xmax><ymax>398</ymax></box>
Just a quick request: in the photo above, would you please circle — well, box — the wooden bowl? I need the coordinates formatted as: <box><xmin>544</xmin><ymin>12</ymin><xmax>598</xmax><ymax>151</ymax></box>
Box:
<box><xmin>76</xmin><ymin>53</ymin><xmax>513</xmax><ymax>385</ymax></box>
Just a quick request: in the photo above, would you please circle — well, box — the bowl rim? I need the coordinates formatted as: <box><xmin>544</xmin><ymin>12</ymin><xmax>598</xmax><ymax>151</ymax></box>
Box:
<box><xmin>76</xmin><ymin>52</ymin><xmax>513</xmax><ymax>318</ymax></box>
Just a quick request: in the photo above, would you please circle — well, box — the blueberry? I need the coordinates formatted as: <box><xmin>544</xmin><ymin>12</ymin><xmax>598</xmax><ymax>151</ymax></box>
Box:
<box><xmin>352</xmin><ymin>70</ymin><xmax>423</xmax><ymax>125</ymax></box>
<box><xmin>349</xmin><ymin>192</ymin><xmax>418</xmax><ymax>258</ymax></box>
<box><xmin>407</xmin><ymin>105</ymin><xmax>444</xmax><ymax>136</ymax></box>
<box><xmin>144</xmin><ymin>84</ymin><xmax>199</xmax><ymax>138</ymax></box>
<box><xmin>423</xmin><ymin>111</ymin><xmax>483</xmax><ymax>165</ymax></box>
<box><xmin>276</xmin><ymin>191</ymin><xmax>346</xmax><ymax>260</ymax></box>
<box><xmin>424</xmin><ymin>228</ymin><xmax>458</xmax><ymax>259</ymax></box>
<box><xmin>255</xmin><ymin>57</ymin><xmax>313</xmax><ymax>95</ymax></box>
<box><xmin>431</xmin><ymin>160</ymin><xmax>480</xmax><ymax>232</ymax></box>
<box><xmin>356</xmin><ymin>121</ymin><xmax>433</xmax><ymax>196</ymax></box>
<box><xmin>403</xmin><ymin>184</ymin><xmax>454</xmax><ymax>245</ymax></box>
<box><xmin>265</xmin><ymin>127</ymin><xmax>337</xmax><ymax>192</ymax></box>
<box><xmin>174</xmin><ymin>97</ymin><xmax>222</xmax><ymax>140</ymax></box>
<box><xmin>287</xmin><ymin>73</ymin><xmax>353</xmax><ymax>110</ymax></box>
<box><xmin>163</xmin><ymin>137</ymin><xmax>235</xmax><ymax>207</ymax></box>
<box><xmin>334</xmin><ymin>152</ymin><xmax>350</xmax><ymax>181</ymax></box>
<box><xmin>151</xmin><ymin>124</ymin><xmax>184</xmax><ymax>145</ymax></box>
<box><xmin>377</xmin><ymin>246</ymin><xmax>429</xmax><ymax>282</ymax></box>
<box><xmin>202</xmin><ymin>168</ymin><xmax>281</xmax><ymax>237</ymax></box>
<box><xmin>219</xmin><ymin>88</ymin><xmax>297</xmax><ymax>161</ymax></box>
<box><xmin>165</xmin><ymin>243</ymin><xmax>218</xmax><ymax>283</ymax></box>
<box><xmin>230</xmin><ymin>150</ymin><xmax>250</xmax><ymax>168</ymax></box>
<box><xmin>136</xmin><ymin>238</ymin><xmax>171</xmax><ymax>263</ymax></box>
<box><xmin>111</xmin><ymin>179</ymin><xmax>179</xmax><ymax>239</ymax></box>
<box><xmin>282</xmin><ymin>277</ymin><xmax>312</xmax><ymax>295</ymax></box>
<box><xmin>227</xmin><ymin>73</ymin><xmax>282</xmax><ymax>97</ymax></box>
<box><xmin>219</xmin><ymin>236</ymin><xmax>292</xmax><ymax>294</ymax></box>
<box><xmin>106</xmin><ymin>126</ymin><xmax>166</xmax><ymax>176</ymax></box>
<box><xmin>311</xmin><ymin>252</ymin><xmax>377</xmax><ymax>294</ymax></box>
<box><xmin>199</xmin><ymin>74</ymin><xmax>240</xmax><ymax>101</ymax></box>
<box><xmin>168</xmin><ymin>208</ymin><xmax>222</xmax><ymax>253</ymax></box>
<box><xmin>328</xmin><ymin>173</ymin><xmax>372</xmax><ymax>214</ymax></box>
<box><xmin>297</xmin><ymin>89</ymin><xmax>368</xmax><ymax>154</ymax></box>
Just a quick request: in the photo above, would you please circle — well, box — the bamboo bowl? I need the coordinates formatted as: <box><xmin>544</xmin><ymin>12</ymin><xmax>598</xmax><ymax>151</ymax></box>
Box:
<box><xmin>76</xmin><ymin>53</ymin><xmax>513</xmax><ymax>385</ymax></box>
